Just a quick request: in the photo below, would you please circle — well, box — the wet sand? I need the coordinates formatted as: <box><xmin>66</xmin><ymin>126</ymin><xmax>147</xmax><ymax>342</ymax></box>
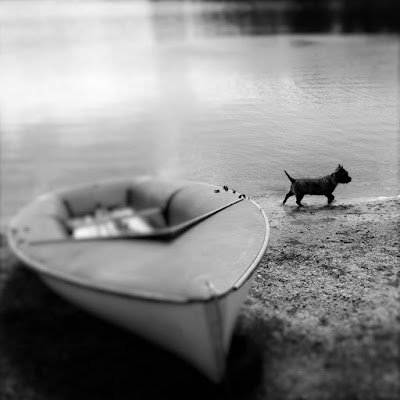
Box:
<box><xmin>242</xmin><ymin>195</ymin><xmax>400</xmax><ymax>399</ymax></box>
<box><xmin>0</xmin><ymin>196</ymin><xmax>399</xmax><ymax>399</ymax></box>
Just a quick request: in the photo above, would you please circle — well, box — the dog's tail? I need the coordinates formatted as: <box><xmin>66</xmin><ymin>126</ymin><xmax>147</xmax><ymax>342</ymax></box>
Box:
<box><xmin>284</xmin><ymin>170</ymin><xmax>295</xmax><ymax>183</ymax></box>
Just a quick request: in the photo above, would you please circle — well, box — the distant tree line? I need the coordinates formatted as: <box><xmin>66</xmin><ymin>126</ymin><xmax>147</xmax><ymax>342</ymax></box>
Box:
<box><xmin>150</xmin><ymin>0</ymin><xmax>400</xmax><ymax>33</ymax></box>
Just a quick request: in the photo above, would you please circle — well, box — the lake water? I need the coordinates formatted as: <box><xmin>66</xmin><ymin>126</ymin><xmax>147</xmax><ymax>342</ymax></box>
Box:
<box><xmin>1</xmin><ymin>1</ymin><xmax>399</xmax><ymax>224</ymax></box>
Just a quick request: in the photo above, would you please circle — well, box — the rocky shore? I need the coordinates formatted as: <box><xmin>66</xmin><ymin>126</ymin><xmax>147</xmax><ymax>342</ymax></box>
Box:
<box><xmin>240</xmin><ymin>196</ymin><xmax>400</xmax><ymax>400</ymax></box>
<box><xmin>0</xmin><ymin>196</ymin><xmax>399</xmax><ymax>400</ymax></box>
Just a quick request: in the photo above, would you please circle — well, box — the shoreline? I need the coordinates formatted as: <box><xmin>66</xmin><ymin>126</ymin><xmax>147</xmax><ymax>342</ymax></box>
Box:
<box><xmin>1</xmin><ymin>193</ymin><xmax>399</xmax><ymax>233</ymax></box>
<box><xmin>0</xmin><ymin>196</ymin><xmax>399</xmax><ymax>399</ymax></box>
<box><xmin>243</xmin><ymin>195</ymin><xmax>400</xmax><ymax>399</ymax></box>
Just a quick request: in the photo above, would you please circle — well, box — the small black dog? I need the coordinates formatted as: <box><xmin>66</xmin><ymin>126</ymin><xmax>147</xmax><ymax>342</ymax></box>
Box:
<box><xmin>283</xmin><ymin>164</ymin><xmax>352</xmax><ymax>207</ymax></box>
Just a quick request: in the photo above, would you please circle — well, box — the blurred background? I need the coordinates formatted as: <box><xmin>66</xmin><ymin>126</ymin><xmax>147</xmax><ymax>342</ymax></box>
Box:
<box><xmin>1</xmin><ymin>0</ymin><xmax>399</xmax><ymax>225</ymax></box>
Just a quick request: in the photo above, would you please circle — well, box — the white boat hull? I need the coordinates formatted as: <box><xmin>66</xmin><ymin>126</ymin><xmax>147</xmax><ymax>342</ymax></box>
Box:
<box><xmin>42</xmin><ymin>274</ymin><xmax>254</xmax><ymax>382</ymax></box>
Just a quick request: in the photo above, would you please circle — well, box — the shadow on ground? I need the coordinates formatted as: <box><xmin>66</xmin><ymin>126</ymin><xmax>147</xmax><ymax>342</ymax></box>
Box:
<box><xmin>283</xmin><ymin>202</ymin><xmax>355</xmax><ymax>214</ymax></box>
<box><xmin>0</xmin><ymin>256</ymin><xmax>263</xmax><ymax>400</ymax></box>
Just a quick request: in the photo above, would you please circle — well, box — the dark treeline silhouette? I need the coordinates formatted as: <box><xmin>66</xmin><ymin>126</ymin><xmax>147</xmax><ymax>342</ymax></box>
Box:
<box><xmin>151</xmin><ymin>0</ymin><xmax>400</xmax><ymax>33</ymax></box>
<box><xmin>290</xmin><ymin>0</ymin><xmax>400</xmax><ymax>33</ymax></box>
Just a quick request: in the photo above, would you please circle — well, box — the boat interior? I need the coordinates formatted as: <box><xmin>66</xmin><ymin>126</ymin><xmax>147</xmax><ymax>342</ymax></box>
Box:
<box><xmin>12</xmin><ymin>180</ymin><xmax>239</xmax><ymax>243</ymax></box>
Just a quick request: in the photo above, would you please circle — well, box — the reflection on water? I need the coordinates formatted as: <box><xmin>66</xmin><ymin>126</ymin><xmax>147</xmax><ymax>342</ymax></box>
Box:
<box><xmin>0</xmin><ymin>1</ymin><xmax>399</xmax><ymax>223</ymax></box>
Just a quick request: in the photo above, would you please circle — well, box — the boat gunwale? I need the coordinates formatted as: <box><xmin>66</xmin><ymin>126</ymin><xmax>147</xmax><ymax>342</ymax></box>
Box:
<box><xmin>233</xmin><ymin>199</ymin><xmax>270</xmax><ymax>289</ymax></box>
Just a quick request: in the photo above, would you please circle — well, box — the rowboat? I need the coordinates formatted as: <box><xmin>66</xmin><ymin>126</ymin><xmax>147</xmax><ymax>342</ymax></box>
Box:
<box><xmin>7</xmin><ymin>178</ymin><xmax>270</xmax><ymax>382</ymax></box>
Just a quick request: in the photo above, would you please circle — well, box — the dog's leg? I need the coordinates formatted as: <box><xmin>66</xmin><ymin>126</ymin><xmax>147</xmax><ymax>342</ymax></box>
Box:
<box><xmin>283</xmin><ymin>191</ymin><xmax>294</xmax><ymax>205</ymax></box>
<box><xmin>296</xmin><ymin>194</ymin><xmax>304</xmax><ymax>207</ymax></box>
<box><xmin>327</xmin><ymin>193</ymin><xmax>335</xmax><ymax>204</ymax></box>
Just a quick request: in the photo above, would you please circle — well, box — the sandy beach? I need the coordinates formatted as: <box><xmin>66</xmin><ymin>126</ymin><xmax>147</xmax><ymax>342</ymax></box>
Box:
<box><xmin>0</xmin><ymin>195</ymin><xmax>399</xmax><ymax>400</ymax></box>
